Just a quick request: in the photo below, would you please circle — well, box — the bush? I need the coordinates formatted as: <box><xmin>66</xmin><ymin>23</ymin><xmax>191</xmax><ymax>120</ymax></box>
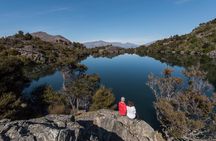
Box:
<box><xmin>48</xmin><ymin>104</ymin><xmax>66</xmax><ymax>114</ymax></box>
<box><xmin>24</xmin><ymin>33</ymin><xmax>33</xmax><ymax>40</ymax></box>
<box><xmin>31</xmin><ymin>86</ymin><xmax>68</xmax><ymax>115</ymax></box>
<box><xmin>90</xmin><ymin>86</ymin><xmax>115</xmax><ymax>111</ymax></box>
<box><xmin>147</xmin><ymin>68</ymin><xmax>216</xmax><ymax>140</ymax></box>
<box><xmin>0</xmin><ymin>92</ymin><xmax>21</xmax><ymax>119</ymax></box>
<box><xmin>65</xmin><ymin>74</ymin><xmax>101</xmax><ymax>111</ymax></box>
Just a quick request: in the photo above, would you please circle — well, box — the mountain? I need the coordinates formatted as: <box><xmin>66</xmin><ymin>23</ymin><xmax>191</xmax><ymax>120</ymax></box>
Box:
<box><xmin>0</xmin><ymin>31</ymin><xmax>88</xmax><ymax>65</ymax></box>
<box><xmin>31</xmin><ymin>31</ymin><xmax>72</xmax><ymax>45</ymax></box>
<box><xmin>84</xmin><ymin>40</ymin><xmax>138</xmax><ymax>48</ymax></box>
<box><xmin>137</xmin><ymin>18</ymin><xmax>216</xmax><ymax>57</ymax></box>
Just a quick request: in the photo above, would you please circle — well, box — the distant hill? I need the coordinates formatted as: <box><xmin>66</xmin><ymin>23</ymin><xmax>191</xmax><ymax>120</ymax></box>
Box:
<box><xmin>31</xmin><ymin>32</ymin><xmax>72</xmax><ymax>45</ymax></box>
<box><xmin>0</xmin><ymin>31</ymin><xmax>88</xmax><ymax>64</ymax></box>
<box><xmin>137</xmin><ymin>18</ymin><xmax>216</xmax><ymax>57</ymax></box>
<box><xmin>84</xmin><ymin>40</ymin><xmax>138</xmax><ymax>48</ymax></box>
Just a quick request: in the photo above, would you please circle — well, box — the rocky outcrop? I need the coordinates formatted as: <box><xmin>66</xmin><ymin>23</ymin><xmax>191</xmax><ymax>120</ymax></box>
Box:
<box><xmin>76</xmin><ymin>109</ymin><xmax>164</xmax><ymax>141</ymax></box>
<box><xmin>0</xmin><ymin>109</ymin><xmax>164</xmax><ymax>141</ymax></box>
<box><xmin>17</xmin><ymin>45</ymin><xmax>46</xmax><ymax>63</ymax></box>
<box><xmin>31</xmin><ymin>32</ymin><xmax>72</xmax><ymax>45</ymax></box>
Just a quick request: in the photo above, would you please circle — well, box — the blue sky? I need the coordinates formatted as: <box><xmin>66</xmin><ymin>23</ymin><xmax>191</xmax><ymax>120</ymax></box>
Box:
<box><xmin>0</xmin><ymin>0</ymin><xmax>216</xmax><ymax>44</ymax></box>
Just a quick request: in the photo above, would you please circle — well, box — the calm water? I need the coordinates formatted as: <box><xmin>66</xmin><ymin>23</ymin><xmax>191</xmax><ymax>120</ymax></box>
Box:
<box><xmin>22</xmin><ymin>70</ymin><xmax>64</xmax><ymax>97</ymax></box>
<box><xmin>23</xmin><ymin>54</ymin><xmax>188</xmax><ymax>129</ymax></box>
<box><xmin>81</xmin><ymin>54</ymin><xmax>186</xmax><ymax>129</ymax></box>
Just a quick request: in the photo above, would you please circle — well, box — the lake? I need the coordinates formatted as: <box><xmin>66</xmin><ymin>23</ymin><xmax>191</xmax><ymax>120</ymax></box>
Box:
<box><xmin>22</xmin><ymin>70</ymin><xmax>64</xmax><ymax>97</ymax></box>
<box><xmin>81</xmin><ymin>54</ymin><xmax>186</xmax><ymax>129</ymax></box>
<box><xmin>22</xmin><ymin>54</ymin><xmax>198</xmax><ymax>129</ymax></box>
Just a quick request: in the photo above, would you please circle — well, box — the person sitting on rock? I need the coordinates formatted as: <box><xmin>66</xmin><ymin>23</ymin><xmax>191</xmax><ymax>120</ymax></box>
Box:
<box><xmin>118</xmin><ymin>97</ymin><xmax>127</xmax><ymax>116</ymax></box>
<box><xmin>126</xmin><ymin>101</ymin><xmax>136</xmax><ymax>119</ymax></box>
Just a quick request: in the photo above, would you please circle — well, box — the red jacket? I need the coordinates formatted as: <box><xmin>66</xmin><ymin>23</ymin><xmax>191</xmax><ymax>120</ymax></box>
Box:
<box><xmin>118</xmin><ymin>102</ymin><xmax>127</xmax><ymax>116</ymax></box>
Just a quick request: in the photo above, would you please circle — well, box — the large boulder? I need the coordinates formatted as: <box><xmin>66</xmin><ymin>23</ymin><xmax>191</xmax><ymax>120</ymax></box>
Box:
<box><xmin>76</xmin><ymin>109</ymin><xmax>164</xmax><ymax>141</ymax></box>
<box><xmin>0</xmin><ymin>109</ymin><xmax>164</xmax><ymax>141</ymax></box>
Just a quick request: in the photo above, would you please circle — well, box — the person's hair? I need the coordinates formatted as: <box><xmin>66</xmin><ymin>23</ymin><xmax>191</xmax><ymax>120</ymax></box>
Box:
<box><xmin>128</xmin><ymin>101</ymin><xmax>134</xmax><ymax>107</ymax></box>
<box><xmin>121</xmin><ymin>97</ymin><xmax>125</xmax><ymax>102</ymax></box>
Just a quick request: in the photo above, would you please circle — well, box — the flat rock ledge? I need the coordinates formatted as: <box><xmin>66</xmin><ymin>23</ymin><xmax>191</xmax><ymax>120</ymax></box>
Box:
<box><xmin>0</xmin><ymin>109</ymin><xmax>164</xmax><ymax>141</ymax></box>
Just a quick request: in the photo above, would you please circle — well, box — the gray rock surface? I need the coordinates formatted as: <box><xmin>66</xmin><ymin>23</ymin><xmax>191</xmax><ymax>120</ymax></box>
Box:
<box><xmin>31</xmin><ymin>32</ymin><xmax>72</xmax><ymax>45</ymax></box>
<box><xmin>0</xmin><ymin>109</ymin><xmax>164</xmax><ymax>141</ymax></box>
<box><xmin>16</xmin><ymin>45</ymin><xmax>46</xmax><ymax>63</ymax></box>
<box><xmin>208</xmin><ymin>50</ymin><xmax>216</xmax><ymax>58</ymax></box>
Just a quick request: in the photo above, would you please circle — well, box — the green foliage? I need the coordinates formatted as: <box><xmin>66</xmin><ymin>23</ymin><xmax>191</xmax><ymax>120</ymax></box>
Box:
<box><xmin>155</xmin><ymin>91</ymin><xmax>215</xmax><ymax>139</ymax></box>
<box><xmin>90</xmin><ymin>45</ymin><xmax>126</xmax><ymax>58</ymax></box>
<box><xmin>18</xmin><ymin>30</ymin><xmax>24</xmax><ymax>35</ymax></box>
<box><xmin>67</xmin><ymin>74</ymin><xmax>100</xmax><ymax>97</ymax></box>
<box><xmin>90</xmin><ymin>86</ymin><xmax>115</xmax><ymax>111</ymax></box>
<box><xmin>74</xmin><ymin>64</ymin><xmax>88</xmax><ymax>75</ymax></box>
<box><xmin>24</xmin><ymin>33</ymin><xmax>33</xmax><ymax>40</ymax></box>
<box><xmin>41</xmin><ymin>86</ymin><xmax>67</xmax><ymax>114</ymax></box>
<box><xmin>31</xmin><ymin>86</ymin><xmax>68</xmax><ymax>115</ymax></box>
<box><xmin>142</xmin><ymin>52</ymin><xmax>216</xmax><ymax>91</ymax></box>
<box><xmin>0</xmin><ymin>55</ymin><xmax>29</xmax><ymax>93</ymax></box>
<box><xmin>14</xmin><ymin>30</ymin><xmax>24</xmax><ymax>38</ymax></box>
<box><xmin>147</xmin><ymin>69</ymin><xmax>183</xmax><ymax>100</ymax></box>
<box><xmin>148</xmin><ymin>68</ymin><xmax>216</xmax><ymax>140</ymax></box>
<box><xmin>0</xmin><ymin>31</ymin><xmax>122</xmax><ymax>120</ymax></box>
<box><xmin>65</xmin><ymin>74</ymin><xmax>101</xmax><ymax>111</ymax></box>
<box><xmin>0</xmin><ymin>31</ymin><xmax>90</xmax><ymax>66</ymax></box>
<box><xmin>155</xmin><ymin>99</ymin><xmax>187</xmax><ymax>138</ymax></box>
<box><xmin>0</xmin><ymin>92</ymin><xmax>21</xmax><ymax>119</ymax></box>
<box><xmin>137</xmin><ymin>18</ymin><xmax>216</xmax><ymax>55</ymax></box>
<box><xmin>0</xmin><ymin>31</ymin><xmax>92</xmax><ymax>119</ymax></box>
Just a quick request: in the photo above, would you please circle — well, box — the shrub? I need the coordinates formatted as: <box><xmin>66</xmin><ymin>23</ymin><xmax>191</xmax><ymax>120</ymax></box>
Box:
<box><xmin>90</xmin><ymin>86</ymin><xmax>115</xmax><ymax>111</ymax></box>
<box><xmin>147</xmin><ymin>68</ymin><xmax>216</xmax><ymax>140</ymax></box>
<box><xmin>31</xmin><ymin>86</ymin><xmax>68</xmax><ymax>115</ymax></box>
<box><xmin>0</xmin><ymin>92</ymin><xmax>21</xmax><ymax>119</ymax></box>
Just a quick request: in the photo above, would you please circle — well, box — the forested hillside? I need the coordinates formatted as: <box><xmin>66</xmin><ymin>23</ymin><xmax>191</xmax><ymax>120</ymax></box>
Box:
<box><xmin>137</xmin><ymin>18</ymin><xmax>216</xmax><ymax>57</ymax></box>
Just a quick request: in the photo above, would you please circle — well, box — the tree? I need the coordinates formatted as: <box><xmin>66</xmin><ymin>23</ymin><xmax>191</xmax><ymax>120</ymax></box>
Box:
<box><xmin>0</xmin><ymin>56</ymin><xmax>28</xmax><ymax>94</ymax></box>
<box><xmin>75</xmin><ymin>64</ymin><xmax>88</xmax><ymax>76</ymax></box>
<box><xmin>90</xmin><ymin>86</ymin><xmax>115</xmax><ymax>111</ymax></box>
<box><xmin>15</xmin><ymin>30</ymin><xmax>24</xmax><ymax>38</ymax></box>
<box><xmin>18</xmin><ymin>30</ymin><xmax>24</xmax><ymax>36</ymax></box>
<box><xmin>183</xmin><ymin>65</ymin><xmax>210</xmax><ymax>93</ymax></box>
<box><xmin>41</xmin><ymin>86</ymin><xmax>67</xmax><ymax>114</ymax></box>
<box><xmin>147</xmin><ymin>67</ymin><xmax>216</xmax><ymax>140</ymax></box>
<box><xmin>24</xmin><ymin>33</ymin><xmax>33</xmax><ymax>40</ymax></box>
<box><xmin>147</xmin><ymin>68</ymin><xmax>183</xmax><ymax>100</ymax></box>
<box><xmin>65</xmin><ymin>74</ymin><xmax>100</xmax><ymax>112</ymax></box>
<box><xmin>0</xmin><ymin>92</ymin><xmax>21</xmax><ymax>119</ymax></box>
<box><xmin>31</xmin><ymin>86</ymin><xmax>68</xmax><ymax>115</ymax></box>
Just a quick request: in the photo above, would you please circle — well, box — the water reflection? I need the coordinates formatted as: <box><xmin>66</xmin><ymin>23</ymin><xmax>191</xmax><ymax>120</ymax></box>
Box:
<box><xmin>22</xmin><ymin>70</ymin><xmax>64</xmax><ymax>97</ymax></box>
<box><xmin>21</xmin><ymin>54</ymin><xmax>216</xmax><ymax>130</ymax></box>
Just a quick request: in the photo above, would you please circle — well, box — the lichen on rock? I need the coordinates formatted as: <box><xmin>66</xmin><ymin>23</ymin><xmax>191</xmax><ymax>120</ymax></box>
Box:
<box><xmin>0</xmin><ymin>109</ymin><xmax>164</xmax><ymax>141</ymax></box>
